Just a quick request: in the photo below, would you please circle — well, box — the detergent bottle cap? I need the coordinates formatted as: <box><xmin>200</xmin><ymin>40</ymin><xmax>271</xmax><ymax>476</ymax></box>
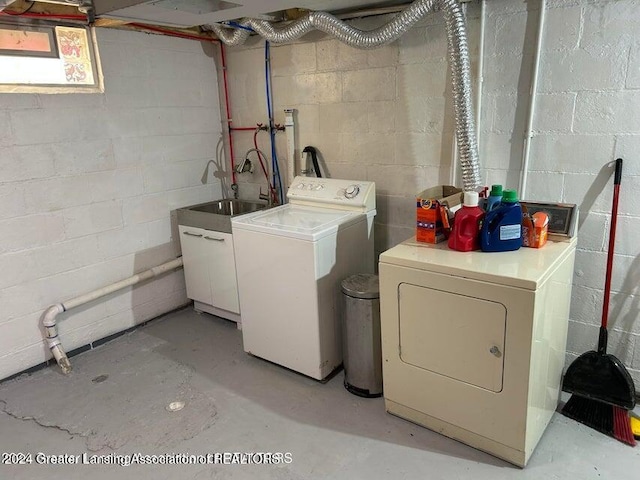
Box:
<box><xmin>502</xmin><ymin>189</ymin><xmax>518</xmax><ymax>203</ymax></box>
<box><xmin>490</xmin><ymin>184</ymin><xmax>503</xmax><ymax>197</ymax></box>
<box><xmin>463</xmin><ymin>191</ymin><xmax>479</xmax><ymax>207</ymax></box>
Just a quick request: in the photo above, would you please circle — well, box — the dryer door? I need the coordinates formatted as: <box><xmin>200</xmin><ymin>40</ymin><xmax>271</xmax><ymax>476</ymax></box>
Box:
<box><xmin>398</xmin><ymin>283</ymin><xmax>506</xmax><ymax>393</ymax></box>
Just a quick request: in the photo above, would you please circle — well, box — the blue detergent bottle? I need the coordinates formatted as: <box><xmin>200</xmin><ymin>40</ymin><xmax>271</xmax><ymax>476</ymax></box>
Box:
<box><xmin>480</xmin><ymin>189</ymin><xmax>523</xmax><ymax>252</ymax></box>
<box><xmin>485</xmin><ymin>184</ymin><xmax>503</xmax><ymax>212</ymax></box>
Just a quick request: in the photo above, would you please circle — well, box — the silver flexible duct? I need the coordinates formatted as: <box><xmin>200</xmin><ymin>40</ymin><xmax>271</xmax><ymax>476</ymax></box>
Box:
<box><xmin>211</xmin><ymin>0</ymin><xmax>481</xmax><ymax>191</ymax></box>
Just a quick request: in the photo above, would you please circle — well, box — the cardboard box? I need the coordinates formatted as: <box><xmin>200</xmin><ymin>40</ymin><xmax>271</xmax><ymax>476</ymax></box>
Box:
<box><xmin>416</xmin><ymin>186</ymin><xmax>463</xmax><ymax>244</ymax></box>
<box><xmin>522</xmin><ymin>211</ymin><xmax>549</xmax><ymax>248</ymax></box>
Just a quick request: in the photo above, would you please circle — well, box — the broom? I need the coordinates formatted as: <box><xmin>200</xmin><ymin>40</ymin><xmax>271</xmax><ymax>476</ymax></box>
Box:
<box><xmin>561</xmin><ymin>158</ymin><xmax>636</xmax><ymax>446</ymax></box>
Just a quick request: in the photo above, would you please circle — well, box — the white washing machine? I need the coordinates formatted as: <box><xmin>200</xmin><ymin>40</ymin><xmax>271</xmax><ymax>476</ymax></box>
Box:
<box><xmin>379</xmin><ymin>236</ymin><xmax>577</xmax><ymax>467</ymax></box>
<box><xmin>231</xmin><ymin>176</ymin><xmax>376</xmax><ymax>380</ymax></box>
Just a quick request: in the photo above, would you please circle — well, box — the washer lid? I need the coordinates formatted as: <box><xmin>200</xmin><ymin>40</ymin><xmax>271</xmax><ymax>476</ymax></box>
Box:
<box><xmin>232</xmin><ymin>204</ymin><xmax>365</xmax><ymax>241</ymax></box>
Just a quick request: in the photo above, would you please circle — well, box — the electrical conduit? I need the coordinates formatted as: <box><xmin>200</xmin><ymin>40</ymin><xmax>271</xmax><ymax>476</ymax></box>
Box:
<box><xmin>42</xmin><ymin>258</ymin><xmax>183</xmax><ymax>374</ymax></box>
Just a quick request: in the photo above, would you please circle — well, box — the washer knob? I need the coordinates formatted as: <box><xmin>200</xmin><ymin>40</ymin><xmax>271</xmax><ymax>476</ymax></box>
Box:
<box><xmin>344</xmin><ymin>184</ymin><xmax>360</xmax><ymax>199</ymax></box>
<box><xmin>297</xmin><ymin>183</ymin><xmax>306</xmax><ymax>189</ymax></box>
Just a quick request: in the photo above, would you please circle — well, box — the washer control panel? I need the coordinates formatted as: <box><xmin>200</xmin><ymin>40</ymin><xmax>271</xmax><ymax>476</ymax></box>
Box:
<box><xmin>344</xmin><ymin>184</ymin><xmax>360</xmax><ymax>199</ymax></box>
<box><xmin>287</xmin><ymin>176</ymin><xmax>375</xmax><ymax>212</ymax></box>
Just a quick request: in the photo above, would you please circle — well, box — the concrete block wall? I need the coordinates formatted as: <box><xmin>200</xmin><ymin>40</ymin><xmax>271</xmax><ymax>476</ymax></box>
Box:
<box><xmin>221</xmin><ymin>0</ymin><xmax>640</xmax><ymax>385</ymax></box>
<box><xmin>493</xmin><ymin>0</ymin><xmax>640</xmax><ymax>386</ymax></box>
<box><xmin>0</xmin><ymin>28</ymin><xmax>222</xmax><ymax>381</ymax></box>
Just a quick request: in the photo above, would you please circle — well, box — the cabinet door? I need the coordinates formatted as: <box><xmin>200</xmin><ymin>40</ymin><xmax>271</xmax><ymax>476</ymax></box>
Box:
<box><xmin>178</xmin><ymin>225</ymin><xmax>212</xmax><ymax>305</ymax></box>
<box><xmin>203</xmin><ymin>230</ymin><xmax>240</xmax><ymax>314</ymax></box>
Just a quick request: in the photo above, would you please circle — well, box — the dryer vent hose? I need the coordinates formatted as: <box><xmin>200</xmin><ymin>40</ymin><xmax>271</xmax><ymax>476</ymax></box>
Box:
<box><xmin>210</xmin><ymin>0</ymin><xmax>481</xmax><ymax>191</ymax></box>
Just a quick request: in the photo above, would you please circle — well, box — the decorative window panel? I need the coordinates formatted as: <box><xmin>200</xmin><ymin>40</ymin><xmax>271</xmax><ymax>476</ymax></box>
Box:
<box><xmin>56</xmin><ymin>26</ymin><xmax>95</xmax><ymax>85</ymax></box>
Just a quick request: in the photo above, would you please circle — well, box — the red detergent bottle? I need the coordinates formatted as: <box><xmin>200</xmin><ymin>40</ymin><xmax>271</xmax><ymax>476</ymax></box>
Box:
<box><xmin>448</xmin><ymin>191</ymin><xmax>484</xmax><ymax>252</ymax></box>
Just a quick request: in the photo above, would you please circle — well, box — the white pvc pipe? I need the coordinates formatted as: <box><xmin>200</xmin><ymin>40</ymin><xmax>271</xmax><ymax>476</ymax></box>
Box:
<box><xmin>42</xmin><ymin>257</ymin><xmax>183</xmax><ymax>374</ymax></box>
<box><xmin>519</xmin><ymin>0</ymin><xmax>547</xmax><ymax>199</ymax></box>
<box><xmin>450</xmin><ymin>137</ymin><xmax>459</xmax><ymax>186</ymax></box>
<box><xmin>476</xmin><ymin>0</ymin><xmax>486</xmax><ymax>148</ymax></box>
<box><xmin>284</xmin><ymin>108</ymin><xmax>296</xmax><ymax>190</ymax></box>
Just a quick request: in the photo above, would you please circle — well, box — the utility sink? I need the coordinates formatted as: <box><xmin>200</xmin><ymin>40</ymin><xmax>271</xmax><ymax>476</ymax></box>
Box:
<box><xmin>177</xmin><ymin>199</ymin><xmax>269</xmax><ymax>234</ymax></box>
<box><xmin>190</xmin><ymin>199</ymin><xmax>266</xmax><ymax>216</ymax></box>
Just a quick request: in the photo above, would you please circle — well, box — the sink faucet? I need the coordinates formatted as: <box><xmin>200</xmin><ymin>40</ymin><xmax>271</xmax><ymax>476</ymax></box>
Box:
<box><xmin>235</xmin><ymin>157</ymin><xmax>253</xmax><ymax>174</ymax></box>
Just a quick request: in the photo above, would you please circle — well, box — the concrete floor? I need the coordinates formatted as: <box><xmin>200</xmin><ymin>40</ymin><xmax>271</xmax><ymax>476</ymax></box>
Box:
<box><xmin>0</xmin><ymin>307</ymin><xmax>638</xmax><ymax>480</ymax></box>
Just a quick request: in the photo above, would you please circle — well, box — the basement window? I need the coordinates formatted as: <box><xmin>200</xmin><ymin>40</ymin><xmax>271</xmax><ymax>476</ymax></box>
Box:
<box><xmin>0</xmin><ymin>22</ymin><xmax>102</xmax><ymax>93</ymax></box>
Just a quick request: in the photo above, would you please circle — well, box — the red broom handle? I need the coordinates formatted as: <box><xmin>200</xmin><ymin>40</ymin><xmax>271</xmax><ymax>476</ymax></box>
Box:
<box><xmin>601</xmin><ymin>158</ymin><xmax>623</xmax><ymax>330</ymax></box>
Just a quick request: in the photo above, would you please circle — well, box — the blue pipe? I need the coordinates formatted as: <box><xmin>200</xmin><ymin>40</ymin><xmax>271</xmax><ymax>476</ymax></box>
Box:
<box><xmin>223</xmin><ymin>21</ymin><xmax>254</xmax><ymax>32</ymax></box>
<box><xmin>265</xmin><ymin>41</ymin><xmax>284</xmax><ymax>204</ymax></box>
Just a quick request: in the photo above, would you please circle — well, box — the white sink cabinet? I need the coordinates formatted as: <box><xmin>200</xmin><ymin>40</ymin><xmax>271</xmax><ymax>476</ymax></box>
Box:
<box><xmin>178</xmin><ymin>225</ymin><xmax>241</xmax><ymax>326</ymax></box>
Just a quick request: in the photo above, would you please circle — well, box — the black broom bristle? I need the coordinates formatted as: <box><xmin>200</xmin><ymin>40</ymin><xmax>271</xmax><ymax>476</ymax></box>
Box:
<box><xmin>562</xmin><ymin>395</ymin><xmax>636</xmax><ymax>446</ymax></box>
<box><xmin>562</xmin><ymin>395</ymin><xmax>613</xmax><ymax>435</ymax></box>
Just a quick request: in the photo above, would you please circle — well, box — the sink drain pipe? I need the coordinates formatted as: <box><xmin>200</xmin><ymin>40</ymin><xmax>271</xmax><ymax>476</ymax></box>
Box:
<box><xmin>284</xmin><ymin>108</ymin><xmax>296</xmax><ymax>189</ymax></box>
<box><xmin>42</xmin><ymin>257</ymin><xmax>184</xmax><ymax>375</ymax></box>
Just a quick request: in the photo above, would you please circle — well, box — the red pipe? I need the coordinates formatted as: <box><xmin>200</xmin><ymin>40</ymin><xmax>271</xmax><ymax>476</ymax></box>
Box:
<box><xmin>231</xmin><ymin>127</ymin><xmax>259</xmax><ymax>131</ymax></box>
<box><xmin>129</xmin><ymin>23</ymin><xmax>220</xmax><ymax>43</ymax></box>
<box><xmin>0</xmin><ymin>13</ymin><xmax>219</xmax><ymax>41</ymax></box>
<box><xmin>0</xmin><ymin>12</ymin><xmax>86</xmax><ymax>20</ymax></box>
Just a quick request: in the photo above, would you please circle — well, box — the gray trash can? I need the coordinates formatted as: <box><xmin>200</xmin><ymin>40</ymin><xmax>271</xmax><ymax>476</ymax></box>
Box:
<box><xmin>341</xmin><ymin>273</ymin><xmax>382</xmax><ymax>398</ymax></box>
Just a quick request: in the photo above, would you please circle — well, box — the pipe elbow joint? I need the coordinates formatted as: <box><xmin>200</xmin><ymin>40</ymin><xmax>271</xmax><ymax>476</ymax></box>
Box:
<box><xmin>41</xmin><ymin>304</ymin><xmax>71</xmax><ymax>374</ymax></box>
<box><xmin>42</xmin><ymin>304</ymin><xmax>64</xmax><ymax>327</ymax></box>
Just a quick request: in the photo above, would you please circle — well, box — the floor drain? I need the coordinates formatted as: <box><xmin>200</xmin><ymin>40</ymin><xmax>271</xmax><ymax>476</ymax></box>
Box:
<box><xmin>167</xmin><ymin>401</ymin><xmax>185</xmax><ymax>412</ymax></box>
<box><xmin>92</xmin><ymin>375</ymin><xmax>109</xmax><ymax>383</ymax></box>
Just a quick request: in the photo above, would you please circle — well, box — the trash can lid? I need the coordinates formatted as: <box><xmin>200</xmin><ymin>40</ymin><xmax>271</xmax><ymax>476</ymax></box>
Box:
<box><xmin>341</xmin><ymin>273</ymin><xmax>379</xmax><ymax>299</ymax></box>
